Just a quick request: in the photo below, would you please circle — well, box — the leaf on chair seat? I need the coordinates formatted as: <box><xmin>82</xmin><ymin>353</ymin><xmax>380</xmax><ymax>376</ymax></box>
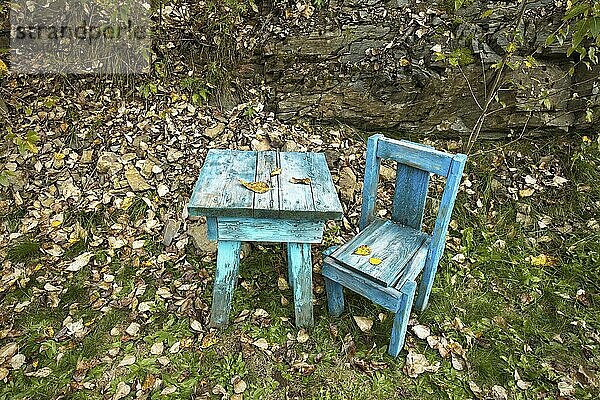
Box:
<box><xmin>270</xmin><ymin>168</ymin><xmax>281</xmax><ymax>176</ymax></box>
<box><xmin>239</xmin><ymin>180</ymin><xmax>270</xmax><ymax>193</ymax></box>
<box><xmin>353</xmin><ymin>245</ymin><xmax>371</xmax><ymax>256</ymax></box>
<box><xmin>290</xmin><ymin>177</ymin><xmax>311</xmax><ymax>184</ymax></box>
<box><xmin>369</xmin><ymin>257</ymin><xmax>382</xmax><ymax>265</ymax></box>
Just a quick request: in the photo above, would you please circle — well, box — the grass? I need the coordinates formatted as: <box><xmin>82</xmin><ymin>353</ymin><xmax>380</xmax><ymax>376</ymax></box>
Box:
<box><xmin>1</xmin><ymin>136</ymin><xmax>599</xmax><ymax>399</ymax></box>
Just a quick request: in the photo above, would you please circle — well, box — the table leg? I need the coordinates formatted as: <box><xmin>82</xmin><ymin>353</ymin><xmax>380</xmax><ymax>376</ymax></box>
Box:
<box><xmin>287</xmin><ymin>242</ymin><xmax>314</xmax><ymax>328</ymax></box>
<box><xmin>209</xmin><ymin>240</ymin><xmax>241</xmax><ymax>328</ymax></box>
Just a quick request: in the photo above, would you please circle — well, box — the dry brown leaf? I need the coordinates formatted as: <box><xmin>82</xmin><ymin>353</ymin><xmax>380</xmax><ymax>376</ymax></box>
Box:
<box><xmin>240</xmin><ymin>180</ymin><xmax>270</xmax><ymax>193</ymax></box>
<box><xmin>353</xmin><ymin>245</ymin><xmax>371</xmax><ymax>256</ymax></box>
<box><xmin>289</xmin><ymin>177</ymin><xmax>311</xmax><ymax>185</ymax></box>
<box><xmin>297</xmin><ymin>329</ymin><xmax>310</xmax><ymax>343</ymax></box>
<box><xmin>270</xmin><ymin>168</ymin><xmax>281</xmax><ymax>176</ymax></box>
<box><xmin>353</xmin><ymin>316</ymin><xmax>373</xmax><ymax>332</ymax></box>
<box><xmin>412</xmin><ymin>324</ymin><xmax>431</xmax><ymax>340</ymax></box>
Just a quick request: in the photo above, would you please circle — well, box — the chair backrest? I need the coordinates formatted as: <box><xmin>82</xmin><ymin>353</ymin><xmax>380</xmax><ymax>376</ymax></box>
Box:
<box><xmin>359</xmin><ymin>135</ymin><xmax>467</xmax><ymax>281</ymax></box>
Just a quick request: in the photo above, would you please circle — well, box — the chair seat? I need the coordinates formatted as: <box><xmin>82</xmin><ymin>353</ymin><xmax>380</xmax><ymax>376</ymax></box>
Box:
<box><xmin>328</xmin><ymin>218</ymin><xmax>430</xmax><ymax>288</ymax></box>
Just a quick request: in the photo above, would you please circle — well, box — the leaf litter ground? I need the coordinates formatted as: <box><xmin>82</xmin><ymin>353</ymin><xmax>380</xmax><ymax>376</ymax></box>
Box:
<box><xmin>0</xmin><ymin>76</ymin><xmax>599</xmax><ymax>399</ymax></box>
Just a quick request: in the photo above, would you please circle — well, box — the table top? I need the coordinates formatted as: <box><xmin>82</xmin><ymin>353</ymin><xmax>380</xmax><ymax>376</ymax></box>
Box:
<box><xmin>188</xmin><ymin>149</ymin><xmax>343</xmax><ymax>221</ymax></box>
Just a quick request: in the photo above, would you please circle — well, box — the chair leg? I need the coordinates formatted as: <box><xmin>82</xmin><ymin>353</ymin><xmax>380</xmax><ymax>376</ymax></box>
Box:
<box><xmin>324</xmin><ymin>277</ymin><xmax>344</xmax><ymax>316</ymax></box>
<box><xmin>209</xmin><ymin>240</ymin><xmax>242</xmax><ymax>328</ymax></box>
<box><xmin>414</xmin><ymin>265</ymin><xmax>437</xmax><ymax>312</ymax></box>
<box><xmin>288</xmin><ymin>242</ymin><xmax>314</xmax><ymax>328</ymax></box>
<box><xmin>388</xmin><ymin>280</ymin><xmax>417</xmax><ymax>357</ymax></box>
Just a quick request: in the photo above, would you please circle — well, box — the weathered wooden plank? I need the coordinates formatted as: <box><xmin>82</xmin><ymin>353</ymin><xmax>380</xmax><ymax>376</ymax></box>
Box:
<box><xmin>209</xmin><ymin>240</ymin><xmax>242</xmax><ymax>328</ymax></box>
<box><xmin>415</xmin><ymin>154</ymin><xmax>467</xmax><ymax>311</ymax></box>
<box><xmin>308</xmin><ymin>152</ymin><xmax>343</xmax><ymax>220</ymax></box>
<box><xmin>278</xmin><ymin>152</ymin><xmax>315</xmax><ymax>219</ymax></box>
<box><xmin>392</xmin><ymin>164</ymin><xmax>430</xmax><ymax>230</ymax></box>
<box><xmin>188</xmin><ymin>149</ymin><xmax>232</xmax><ymax>217</ymax></box>
<box><xmin>388</xmin><ymin>280</ymin><xmax>417</xmax><ymax>357</ymax></box>
<box><xmin>377</xmin><ymin>137</ymin><xmax>453</xmax><ymax>177</ymax></box>
<box><xmin>188</xmin><ymin>150</ymin><xmax>257</xmax><ymax>217</ymax></box>
<box><xmin>322</xmin><ymin>257</ymin><xmax>401</xmax><ymax>312</ymax></box>
<box><xmin>219</xmin><ymin>151</ymin><xmax>257</xmax><ymax>216</ymax></box>
<box><xmin>359</xmin><ymin>134</ymin><xmax>383</xmax><ymax>230</ymax></box>
<box><xmin>393</xmin><ymin>238</ymin><xmax>430</xmax><ymax>289</ymax></box>
<box><xmin>288</xmin><ymin>243</ymin><xmax>314</xmax><ymax>328</ymax></box>
<box><xmin>254</xmin><ymin>151</ymin><xmax>280</xmax><ymax>218</ymax></box>
<box><xmin>216</xmin><ymin>218</ymin><xmax>324</xmax><ymax>243</ymax></box>
<box><xmin>331</xmin><ymin>218</ymin><xmax>428</xmax><ymax>287</ymax></box>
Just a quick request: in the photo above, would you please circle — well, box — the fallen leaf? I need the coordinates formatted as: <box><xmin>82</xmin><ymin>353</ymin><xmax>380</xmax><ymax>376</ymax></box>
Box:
<box><xmin>552</xmin><ymin>176</ymin><xmax>568</xmax><ymax>186</ymax></box>
<box><xmin>0</xmin><ymin>343</ymin><xmax>18</xmax><ymax>363</ymax></box>
<box><xmin>190</xmin><ymin>320</ymin><xmax>203</xmax><ymax>332</ymax></box>
<box><xmin>150</xmin><ymin>342</ymin><xmax>164</xmax><ymax>355</ymax></box>
<box><xmin>353</xmin><ymin>316</ymin><xmax>373</xmax><ymax>332</ymax></box>
<box><xmin>403</xmin><ymin>350</ymin><xmax>439</xmax><ymax>378</ymax></box>
<box><xmin>0</xmin><ymin>367</ymin><xmax>8</xmax><ymax>380</ymax></box>
<box><xmin>270</xmin><ymin>168</ymin><xmax>281</xmax><ymax>176</ymax></box>
<box><xmin>412</xmin><ymin>325</ymin><xmax>431</xmax><ymax>340</ymax></box>
<box><xmin>113</xmin><ymin>381</ymin><xmax>131</xmax><ymax>400</ymax></box>
<box><xmin>451</xmin><ymin>353</ymin><xmax>466</xmax><ymax>370</ymax></box>
<box><xmin>169</xmin><ymin>342</ymin><xmax>180</xmax><ymax>353</ymax></box>
<box><xmin>25</xmin><ymin>367</ymin><xmax>52</xmax><ymax>378</ymax></box>
<box><xmin>490</xmin><ymin>385</ymin><xmax>508</xmax><ymax>400</ymax></box>
<box><xmin>118</xmin><ymin>355</ymin><xmax>136</xmax><ymax>367</ymax></box>
<box><xmin>297</xmin><ymin>329</ymin><xmax>309</xmax><ymax>343</ymax></box>
<box><xmin>156</xmin><ymin>287</ymin><xmax>172</xmax><ymax>298</ymax></box>
<box><xmin>253</xmin><ymin>338</ymin><xmax>269</xmax><ymax>350</ymax></box>
<box><xmin>277</xmin><ymin>276</ymin><xmax>289</xmax><ymax>290</ymax></box>
<box><xmin>232</xmin><ymin>375</ymin><xmax>247</xmax><ymax>394</ymax></box>
<box><xmin>10</xmin><ymin>353</ymin><xmax>26</xmax><ymax>369</ymax></box>
<box><xmin>353</xmin><ymin>245</ymin><xmax>371</xmax><ymax>256</ymax></box>
<box><xmin>530</xmin><ymin>254</ymin><xmax>555</xmax><ymax>267</ymax></box>
<box><xmin>558</xmin><ymin>380</ymin><xmax>575</xmax><ymax>397</ymax></box>
<box><xmin>519</xmin><ymin>188</ymin><xmax>535</xmax><ymax>198</ymax></box>
<box><xmin>240</xmin><ymin>180</ymin><xmax>270</xmax><ymax>193</ymax></box>
<box><xmin>201</xmin><ymin>333</ymin><xmax>218</xmax><ymax>349</ymax></box>
<box><xmin>369</xmin><ymin>257</ymin><xmax>382</xmax><ymax>265</ymax></box>
<box><xmin>66</xmin><ymin>251</ymin><xmax>94</xmax><ymax>272</ymax></box>
<box><xmin>289</xmin><ymin>177</ymin><xmax>311</xmax><ymax>184</ymax></box>
<box><xmin>125</xmin><ymin>322</ymin><xmax>141</xmax><ymax>336</ymax></box>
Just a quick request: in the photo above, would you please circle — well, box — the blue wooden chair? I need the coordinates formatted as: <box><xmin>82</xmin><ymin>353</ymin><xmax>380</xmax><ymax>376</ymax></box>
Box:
<box><xmin>322</xmin><ymin>135</ymin><xmax>467</xmax><ymax>357</ymax></box>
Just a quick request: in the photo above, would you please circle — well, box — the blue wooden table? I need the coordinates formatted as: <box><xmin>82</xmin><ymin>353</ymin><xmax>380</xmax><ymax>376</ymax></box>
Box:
<box><xmin>188</xmin><ymin>150</ymin><xmax>343</xmax><ymax>328</ymax></box>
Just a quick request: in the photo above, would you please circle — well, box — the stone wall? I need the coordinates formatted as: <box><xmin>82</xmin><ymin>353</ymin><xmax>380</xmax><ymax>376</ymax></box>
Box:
<box><xmin>252</xmin><ymin>0</ymin><xmax>598</xmax><ymax>138</ymax></box>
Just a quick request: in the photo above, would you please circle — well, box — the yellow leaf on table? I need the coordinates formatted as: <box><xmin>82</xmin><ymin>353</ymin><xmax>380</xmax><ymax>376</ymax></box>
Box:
<box><xmin>239</xmin><ymin>180</ymin><xmax>270</xmax><ymax>193</ymax></box>
<box><xmin>271</xmin><ymin>168</ymin><xmax>281</xmax><ymax>176</ymax></box>
<box><xmin>369</xmin><ymin>257</ymin><xmax>382</xmax><ymax>265</ymax></box>
<box><xmin>530</xmin><ymin>254</ymin><xmax>555</xmax><ymax>267</ymax></box>
<box><xmin>290</xmin><ymin>177</ymin><xmax>311</xmax><ymax>185</ymax></box>
<box><xmin>353</xmin><ymin>245</ymin><xmax>371</xmax><ymax>256</ymax></box>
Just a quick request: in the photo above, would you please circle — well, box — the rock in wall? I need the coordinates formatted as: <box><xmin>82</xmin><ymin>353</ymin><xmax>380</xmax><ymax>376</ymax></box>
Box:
<box><xmin>256</xmin><ymin>0</ymin><xmax>599</xmax><ymax>138</ymax></box>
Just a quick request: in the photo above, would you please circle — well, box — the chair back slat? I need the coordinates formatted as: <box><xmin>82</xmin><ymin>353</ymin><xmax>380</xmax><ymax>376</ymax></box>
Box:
<box><xmin>376</xmin><ymin>137</ymin><xmax>453</xmax><ymax>177</ymax></box>
<box><xmin>359</xmin><ymin>134</ymin><xmax>383</xmax><ymax>230</ymax></box>
<box><xmin>392</xmin><ymin>164</ymin><xmax>429</xmax><ymax>230</ymax></box>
